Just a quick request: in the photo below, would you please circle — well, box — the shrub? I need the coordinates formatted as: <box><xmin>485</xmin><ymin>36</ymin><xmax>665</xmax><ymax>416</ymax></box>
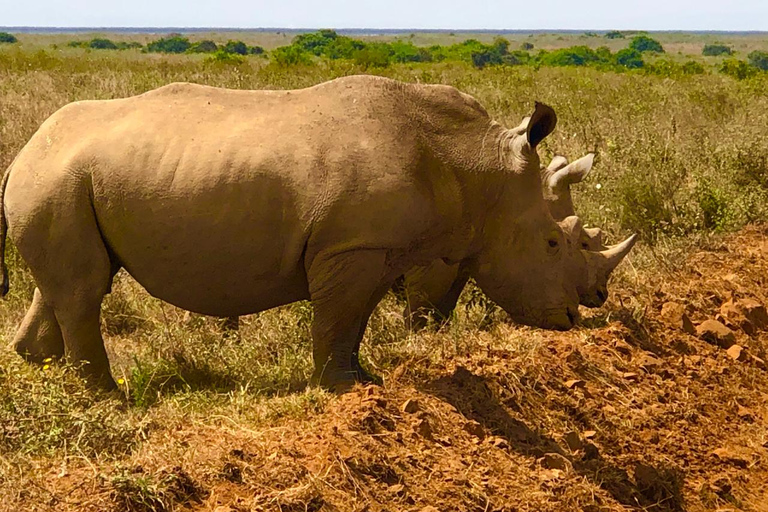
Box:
<box><xmin>205</xmin><ymin>50</ymin><xmax>245</xmax><ymax>64</ymax></box>
<box><xmin>629</xmin><ymin>35</ymin><xmax>664</xmax><ymax>53</ymax></box>
<box><xmin>681</xmin><ymin>60</ymin><xmax>705</xmax><ymax>74</ymax></box>
<box><xmin>604</xmin><ymin>30</ymin><xmax>625</xmax><ymax>39</ymax></box>
<box><xmin>292</xmin><ymin>29</ymin><xmax>342</xmax><ymax>55</ymax></box>
<box><xmin>0</xmin><ymin>32</ymin><xmax>18</xmax><ymax>43</ymax></box>
<box><xmin>146</xmin><ymin>36</ymin><xmax>191</xmax><ymax>54</ymax></box>
<box><xmin>67</xmin><ymin>40</ymin><xmax>87</xmax><ymax>48</ymax></box>
<box><xmin>719</xmin><ymin>58</ymin><xmax>757</xmax><ymax>80</ymax></box>
<box><xmin>249</xmin><ymin>45</ymin><xmax>265</xmax><ymax>55</ymax></box>
<box><xmin>189</xmin><ymin>40</ymin><xmax>218</xmax><ymax>53</ymax></box>
<box><xmin>221</xmin><ymin>40</ymin><xmax>248</xmax><ymax>55</ymax></box>
<box><xmin>521</xmin><ymin>42</ymin><xmax>534</xmax><ymax>50</ymax></box>
<box><xmin>88</xmin><ymin>38</ymin><xmax>118</xmax><ymax>50</ymax></box>
<box><xmin>539</xmin><ymin>46</ymin><xmax>601</xmax><ymax>67</ymax></box>
<box><xmin>116</xmin><ymin>41</ymin><xmax>143</xmax><ymax>50</ymax></box>
<box><xmin>354</xmin><ymin>43</ymin><xmax>392</xmax><ymax>69</ymax></box>
<box><xmin>270</xmin><ymin>45</ymin><xmax>312</xmax><ymax>66</ymax></box>
<box><xmin>615</xmin><ymin>48</ymin><xmax>644</xmax><ymax>69</ymax></box>
<box><xmin>748</xmin><ymin>50</ymin><xmax>768</xmax><ymax>70</ymax></box>
<box><xmin>702</xmin><ymin>44</ymin><xmax>732</xmax><ymax>56</ymax></box>
<box><xmin>390</xmin><ymin>41</ymin><xmax>432</xmax><ymax>63</ymax></box>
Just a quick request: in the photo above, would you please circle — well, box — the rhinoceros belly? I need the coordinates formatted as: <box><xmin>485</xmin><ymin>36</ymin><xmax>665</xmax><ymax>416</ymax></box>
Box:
<box><xmin>92</xmin><ymin>171</ymin><xmax>312</xmax><ymax>317</ymax></box>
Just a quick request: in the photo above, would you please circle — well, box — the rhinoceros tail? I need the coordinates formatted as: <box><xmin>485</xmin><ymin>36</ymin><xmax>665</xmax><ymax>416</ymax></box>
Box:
<box><xmin>0</xmin><ymin>166</ymin><xmax>10</xmax><ymax>297</ymax></box>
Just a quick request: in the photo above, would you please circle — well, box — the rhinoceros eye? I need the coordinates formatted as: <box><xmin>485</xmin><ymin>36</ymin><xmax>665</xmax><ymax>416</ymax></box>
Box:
<box><xmin>548</xmin><ymin>239</ymin><xmax>559</xmax><ymax>248</ymax></box>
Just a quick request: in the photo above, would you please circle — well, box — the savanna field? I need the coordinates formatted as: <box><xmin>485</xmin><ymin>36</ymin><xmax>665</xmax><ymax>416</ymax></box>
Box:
<box><xmin>2</xmin><ymin>30</ymin><xmax>768</xmax><ymax>511</ymax></box>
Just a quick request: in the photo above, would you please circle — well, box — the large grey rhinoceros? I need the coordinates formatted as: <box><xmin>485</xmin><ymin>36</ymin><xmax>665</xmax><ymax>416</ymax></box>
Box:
<box><xmin>2</xmin><ymin>75</ymin><xmax>603</xmax><ymax>390</ymax></box>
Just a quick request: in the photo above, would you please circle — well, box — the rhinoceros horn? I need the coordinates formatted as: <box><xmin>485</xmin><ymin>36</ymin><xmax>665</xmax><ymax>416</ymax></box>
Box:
<box><xmin>549</xmin><ymin>153</ymin><xmax>595</xmax><ymax>192</ymax></box>
<box><xmin>599</xmin><ymin>233</ymin><xmax>638</xmax><ymax>274</ymax></box>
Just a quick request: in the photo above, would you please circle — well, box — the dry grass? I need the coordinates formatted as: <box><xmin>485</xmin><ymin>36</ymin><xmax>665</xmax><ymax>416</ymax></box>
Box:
<box><xmin>1</xmin><ymin>36</ymin><xmax>768</xmax><ymax>511</ymax></box>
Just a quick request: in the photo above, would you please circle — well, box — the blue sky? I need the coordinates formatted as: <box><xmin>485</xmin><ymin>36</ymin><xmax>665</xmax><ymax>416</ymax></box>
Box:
<box><xmin>1</xmin><ymin>0</ymin><xmax>765</xmax><ymax>31</ymax></box>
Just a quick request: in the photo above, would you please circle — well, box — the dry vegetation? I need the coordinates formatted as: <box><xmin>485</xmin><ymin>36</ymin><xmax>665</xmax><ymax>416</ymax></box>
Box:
<box><xmin>1</xmin><ymin>32</ymin><xmax>768</xmax><ymax>511</ymax></box>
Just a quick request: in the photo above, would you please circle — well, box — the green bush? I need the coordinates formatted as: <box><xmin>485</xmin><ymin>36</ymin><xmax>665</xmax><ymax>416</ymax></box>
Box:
<box><xmin>270</xmin><ymin>45</ymin><xmax>312</xmax><ymax>66</ymax></box>
<box><xmin>189</xmin><ymin>40</ymin><xmax>218</xmax><ymax>53</ymax></box>
<box><xmin>719</xmin><ymin>58</ymin><xmax>758</xmax><ymax>80</ymax></box>
<box><xmin>0</xmin><ymin>32</ymin><xmax>18</xmax><ymax>43</ymax></box>
<box><xmin>615</xmin><ymin>48</ymin><xmax>644</xmax><ymax>69</ymax></box>
<box><xmin>748</xmin><ymin>50</ymin><xmax>768</xmax><ymax>71</ymax></box>
<box><xmin>67</xmin><ymin>40</ymin><xmax>87</xmax><ymax>48</ymax></box>
<box><xmin>205</xmin><ymin>50</ymin><xmax>245</xmax><ymax>65</ymax></box>
<box><xmin>538</xmin><ymin>46</ymin><xmax>601</xmax><ymax>67</ymax></box>
<box><xmin>249</xmin><ymin>45</ymin><xmax>265</xmax><ymax>55</ymax></box>
<box><xmin>702</xmin><ymin>44</ymin><xmax>732</xmax><ymax>56</ymax></box>
<box><xmin>146</xmin><ymin>36</ymin><xmax>191</xmax><ymax>54</ymax></box>
<box><xmin>116</xmin><ymin>41</ymin><xmax>142</xmax><ymax>50</ymax></box>
<box><xmin>604</xmin><ymin>30</ymin><xmax>625</xmax><ymax>39</ymax></box>
<box><xmin>88</xmin><ymin>38</ymin><xmax>118</xmax><ymax>50</ymax></box>
<box><xmin>521</xmin><ymin>42</ymin><xmax>534</xmax><ymax>50</ymax></box>
<box><xmin>629</xmin><ymin>35</ymin><xmax>664</xmax><ymax>53</ymax></box>
<box><xmin>222</xmin><ymin>40</ymin><xmax>248</xmax><ymax>55</ymax></box>
<box><xmin>353</xmin><ymin>43</ymin><xmax>392</xmax><ymax>69</ymax></box>
<box><xmin>390</xmin><ymin>41</ymin><xmax>432</xmax><ymax>63</ymax></box>
<box><xmin>292</xmin><ymin>29</ymin><xmax>339</xmax><ymax>55</ymax></box>
<box><xmin>682</xmin><ymin>60</ymin><xmax>705</xmax><ymax>74</ymax></box>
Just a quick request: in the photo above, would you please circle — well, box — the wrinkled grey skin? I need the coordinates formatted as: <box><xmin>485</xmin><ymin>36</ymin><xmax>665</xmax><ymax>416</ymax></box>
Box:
<box><xmin>2</xmin><ymin>76</ymin><xmax>596</xmax><ymax>390</ymax></box>
<box><xmin>402</xmin><ymin>151</ymin><xmax>635</xmax><ymax>329</ymax></box>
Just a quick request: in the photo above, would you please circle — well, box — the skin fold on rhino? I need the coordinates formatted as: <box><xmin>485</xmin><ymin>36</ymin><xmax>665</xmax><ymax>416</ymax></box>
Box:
<box><xmin>401</xmin><ymin>150</ymin><xmax>636</xmax><ymax>329</ymax></box>
<box><xmin>2</xmin><ymin>75</ymin><xmax>613</xmax><ymax>390</ymax></box>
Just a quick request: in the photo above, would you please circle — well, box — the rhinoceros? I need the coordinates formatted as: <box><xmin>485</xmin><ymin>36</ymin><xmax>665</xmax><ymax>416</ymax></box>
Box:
<box><xmin>401</xmin><ymin>150</ymin><xmax>635</xmax><ymax>328</ymax></box>
<box><xmin>1</xmin><ymin>75</ymin><xmax>613</xmax><ymax>390</ymax></box>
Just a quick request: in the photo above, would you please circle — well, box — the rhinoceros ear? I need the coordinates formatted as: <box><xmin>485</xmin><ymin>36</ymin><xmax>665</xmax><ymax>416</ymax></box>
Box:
<box><xmin>527</xmin><ymin>102</ymin><xmax>557</xmax><ymax>149</ymax></box>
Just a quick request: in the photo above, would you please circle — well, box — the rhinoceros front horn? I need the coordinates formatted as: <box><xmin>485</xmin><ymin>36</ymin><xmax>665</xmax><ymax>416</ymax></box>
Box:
<box><xmin>599</xmin><ymin>233</ymin><xmax>637</xmax><ymax>273</ymax></box>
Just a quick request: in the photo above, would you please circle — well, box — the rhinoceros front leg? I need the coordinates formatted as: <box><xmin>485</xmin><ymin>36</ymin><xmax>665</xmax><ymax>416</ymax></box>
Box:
<box><xmin>307</xmin><ymin>249</ymin><xmax>390</xmax><ymax>391</ymax></box>
<box><xmin>403</xmin><ymin>260</ymin><xmax>471</xmax><ymax>330</ymax></box>
<box><xmin>11</xmin><ymin>287</ymin><xmax>65</xmax><ymax>362</ymax></box>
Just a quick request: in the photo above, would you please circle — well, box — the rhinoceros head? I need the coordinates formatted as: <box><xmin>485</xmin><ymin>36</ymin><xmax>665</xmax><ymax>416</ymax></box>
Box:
<box><xmin>472</xmin><ymin>103</ymin><xmax>580</xmax><ymax>330</ymax></box>
<box><xmin>471</xmin><ymin>103</ymin><xmax>636</xmax><ymax>329</ymax></box>
<box><xmin>559</xmin><ymin>216</ymin><xmax>637</xmax><ymax>308</ymax></box>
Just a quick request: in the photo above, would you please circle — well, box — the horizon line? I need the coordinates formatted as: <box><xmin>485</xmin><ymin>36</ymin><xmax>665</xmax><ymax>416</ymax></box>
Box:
<box><xmin>3</xmin><ymin>26</ymin><xmax>768</xmax><ymax>34</ymax></box>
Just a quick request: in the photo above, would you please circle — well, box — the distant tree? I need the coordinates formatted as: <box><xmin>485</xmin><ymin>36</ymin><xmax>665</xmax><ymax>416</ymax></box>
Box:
<box><xmin>702</xmin><ymin>44</ymin><xmax>732</xmax><ymax>56</ymax></box>
<box><xmin>615</xmin><ymin>48</ymin><xmax>644</xmax><ymax>68</ymax></box>
<box><xmin>748</xmin><ymin>50</ymin><xmax>768</xmax><ymax>70</ymax></box>
<box><xmin>67</xmin><ymin>40</ymin><xmax>87</xmax><ymax>48</ymax></box>
<box><xmin>604</xmin><ymin>30</ymin><xmax>625</xmax><ymax>39</ymax></box>
<box><xmin>222</xmin><ymin>40</ymin><xmax>248</xmax><ymax>55</ymax></box>
<box><xmin>390</xmin><ymin>41</ymin><xmax>432</xmax><ymax>63</ymax></box>
<box><xmin>629</xmin><ymin>35</ymin><xmax>664</xmax><ymax>53</ymax></box>
<box><xmin>521</xmin><ymin>42</ymin><xmax>534</xmax><ymax>50</ymax></box>
<box><xmin>146</xmin><ymin>36</ymin><xmax>191</xmax><ymax>54</ymax></box>
<box><xmin>249</xmin><ymin>45</ymin><xmax>265</xmax><ymax>55</ymax></box>
<box><xmin>584</xmin><ymin>31</ymin><xmax>599</xmax><ymax>37</ymax></box>
<box><xmin>189</xmin><ymin>40</ymin><xmax>218</xmax><ymax>53</ymax></box>
<box><xmin>88</xmin><ymin>38</ymin><xmax>118</xmax><ymax>50</ymax></box>
<box><xmin>0</xmin><ymin>32</ymin><xmax>18</xmax><ymax>43</ymax></box>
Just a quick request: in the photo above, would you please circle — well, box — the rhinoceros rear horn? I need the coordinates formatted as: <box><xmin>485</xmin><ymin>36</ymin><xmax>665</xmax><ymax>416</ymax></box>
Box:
<box><xmin>527</xmin><ymin>102</ymin><xmax>557</xmax><ymax>149</ymax></box>
<box><xmin>551</xmin><ymin>153</ymin><xmax>595</xmax><ymax>190</ymax></box>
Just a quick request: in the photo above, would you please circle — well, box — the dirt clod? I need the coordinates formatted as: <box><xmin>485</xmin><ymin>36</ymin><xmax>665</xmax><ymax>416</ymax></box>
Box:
<box><xmin>660</xmin><ymin>301</ymin><xmax>696</xmax><ymax>334</ymax></box>
<box><xmin>401</xmin><ymin>398</ymin><xmax>420</xmax><ymax>414</ymax></box>
<box><xmin>540</xmin><ymin>453</ymin><xmax>572</xmax><ymax>472</ymax></box>
<box><xmin>696</xmin><ymin>319</ymin><xmax>736</xmax><ymax>348</ymax></box>
<box><xmin>563</xmin><ymin>431</ymin><xmax>583</xmax><ymax>452</ymax></box>
<box><xmin>726</xmin><ymin>344</ymin><xmax>747</xmax><ymax>361</ymax></box>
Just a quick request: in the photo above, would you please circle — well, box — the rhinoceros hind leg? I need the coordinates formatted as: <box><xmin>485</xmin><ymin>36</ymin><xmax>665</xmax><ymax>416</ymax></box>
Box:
<box><xmin>307</xmin><ymin>250</ymin><xmax>389</xmax><ymax>391</ymax></box>
<box><xmin>12</xmin><ymin>287</ymin><xmax>64</xmax><ymax>362</ymax></box>
<box><xmin>16</xmin><ymin>202</ymin><xmax>117</xmax><ymax>390</ymax></box>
